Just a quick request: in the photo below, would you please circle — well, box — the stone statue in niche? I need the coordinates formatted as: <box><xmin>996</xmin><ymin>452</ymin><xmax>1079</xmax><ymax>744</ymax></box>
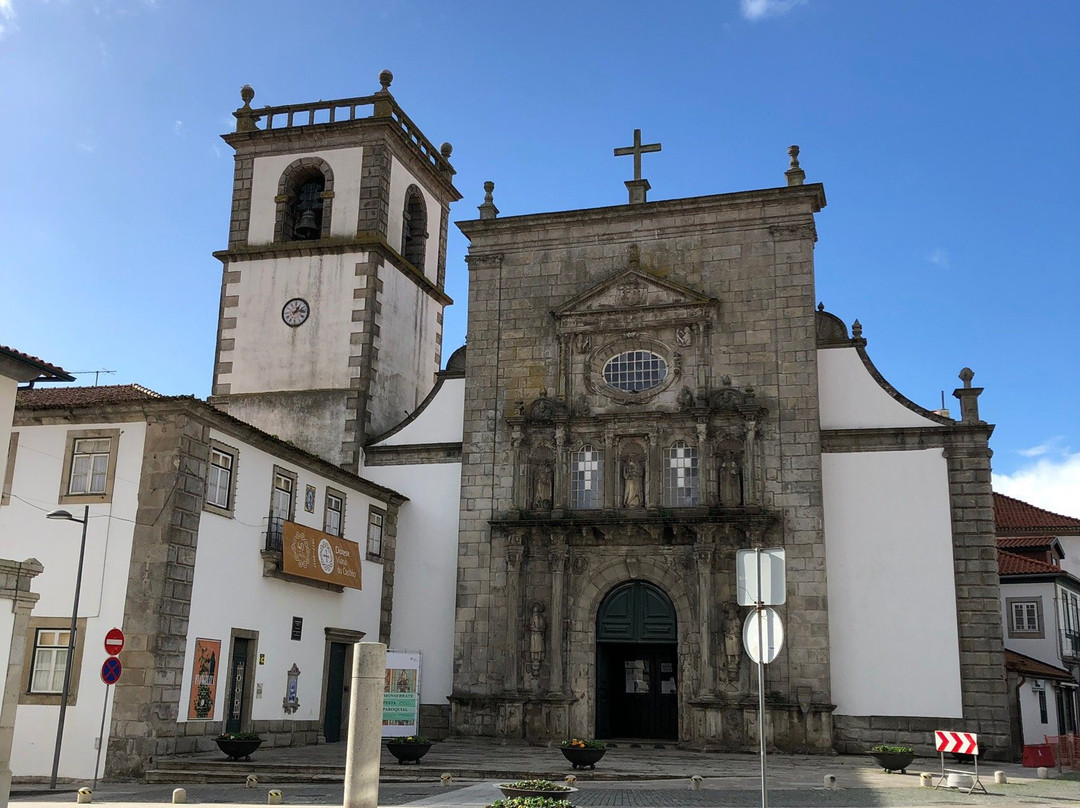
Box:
<box><xmin>718</xmin><ymin>450</ymin><xmax>743</xmax><ymax>507</ymax></box>
<box><xmin>578</xmin><ymin>333</ymin><xmax>591</xmax><ymax>353</ymax></box>
<box><xmin>622</xmin><ymin>456</ymin><xmax>645</xmax><ymax>507</ymax></box>
<box><xmin>573</xmin><ymin>393</ymin><xmax>590</xmax><ymax>417</ymax></box>
<box><xmin>677</xmin><ymin>386</ymin><xmax>695</xmax><ymax>411</ymax></box>
<box><xmin>723</xmin><ymin>605</ymin><xmax>742</xmax><ymax>677</ymax></box>
<box><xmin>675</xmin><ymin>325</ymin><xmax>693</xmax><ymax>347</ymax></box>
<box><xmin>532</xmin><ymin>458</ymin><xmax>554</xmax><ymax>510</ymax></box>
<box><xmin>528</xmin><ymin>601</ymin><xmax>547</xmax><ymax>677</ymax></box>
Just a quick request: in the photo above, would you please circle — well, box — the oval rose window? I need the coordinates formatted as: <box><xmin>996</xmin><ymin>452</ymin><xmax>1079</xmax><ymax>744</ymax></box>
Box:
<box><xmin>602</xmin><ymin>350</ymin><xmax>668</xmax><ymax>392</ymax></box>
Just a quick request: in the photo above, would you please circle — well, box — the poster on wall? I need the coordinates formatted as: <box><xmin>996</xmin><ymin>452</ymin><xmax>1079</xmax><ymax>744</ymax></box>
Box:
<box><xmin>188</xmin><ymin>638</ymin><xmax>221</xmax><ymax>720</ymax></box>
<box><xmin>382</xmin><ymin>651</ymin><xmax>421</xmax><ymax>736</ymax></box>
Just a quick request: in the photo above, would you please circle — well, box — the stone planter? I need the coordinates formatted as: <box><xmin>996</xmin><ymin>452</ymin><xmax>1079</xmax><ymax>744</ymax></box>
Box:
<box><xmin>560</xmin><ymin>746</ymin><xmax>606</xmax><ymax>769</ymax></box>
<box><xmin>868</xmin><ymin>750</ymin><xmax>915</xmax><ymax>774</ymax></box>
<box><xmin>498</xmin><ymin>785</ymin><xmax>578</xmax><ymax>801</ymax></box>
<box><xmin>214</xmin><ymin>736</ymin><xmax>263</xmax><ymax>761</ymax></box>
<box><xmin>386</xmin><ymin>741</ymin><xmax>432</xmax><ymax>764</ymax></box>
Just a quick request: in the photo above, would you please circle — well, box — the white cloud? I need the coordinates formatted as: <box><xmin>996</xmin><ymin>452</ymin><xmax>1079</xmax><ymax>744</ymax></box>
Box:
<box><xmin>994</xmin><ymin>449</ymin><xmax>1080</xmax><ymax>519</ymax></box>
<box><xmin>174</xmin><ymin>120</ymin><xmax>185</xmax><ymax>136</ymax></box>
<box><xmin>740</xmin><ymin>0</ymin><xmax>808</xmax><ymax>21</ymax></box>
<box><xmin>1017</xmin><ymin>436</ymin><xmax>1065</xmax><ymax>458</ymax></box>
<box><xmin>76</xmin><ymin>142</ymin><xmax>95</xmax><ymax>153</ymax></box>
<box><xmin>927</xmin><ymin>248</ymin><xmax>951</xmax><ymax>270</ymax></box>
<box><xmin>0</xmin><ymin>0</ymin><xmax>16</xmax><ymax>39</ymax></box>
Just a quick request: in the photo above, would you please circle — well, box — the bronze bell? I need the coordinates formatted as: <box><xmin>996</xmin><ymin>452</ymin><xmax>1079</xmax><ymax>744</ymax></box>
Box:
<box><xmin>293</xmin><ymin>209</ymin><xmax>320</xmax><ymax>240</ymax></box>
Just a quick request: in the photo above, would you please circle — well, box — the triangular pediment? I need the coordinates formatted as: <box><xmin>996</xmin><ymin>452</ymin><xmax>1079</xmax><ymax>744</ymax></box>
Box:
<box><xmin>553</xmin><ymin>269</ymin><xmax>714</xmax><ymax>318</ymax></box>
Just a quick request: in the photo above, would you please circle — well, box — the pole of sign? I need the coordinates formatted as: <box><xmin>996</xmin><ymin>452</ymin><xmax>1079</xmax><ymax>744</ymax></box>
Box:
<box><xmin>93</xmin><ymin>685</ymin><xmax>109</xmax><ymax>790</ymax></box>
<box><xmin>756</xmin><ymin>547</ymin><xmax>767</xmax><ymax>808</ymax></box>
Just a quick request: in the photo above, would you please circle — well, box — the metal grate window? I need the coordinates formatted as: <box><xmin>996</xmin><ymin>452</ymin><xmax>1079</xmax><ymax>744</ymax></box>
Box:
<box><xmin>602</xmin><ymin>350</ymin><xmax>667</xmax><ymax>393</ymax></box>
<box><xmin>570</xmin><ymin>445</ymin><xmax>603</xmax><ymax>509</ymax></box>
<box><xmin>663</xmin><ymin>442</ymin><xmax>699</xmax><ymax>507</ymax></box>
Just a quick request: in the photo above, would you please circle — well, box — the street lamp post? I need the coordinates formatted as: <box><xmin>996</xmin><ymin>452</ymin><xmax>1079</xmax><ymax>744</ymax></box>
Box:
<box><xmin>44</xmin><ymin>505</ymin><xmax>90</xmax><ymax>790</ymax></box>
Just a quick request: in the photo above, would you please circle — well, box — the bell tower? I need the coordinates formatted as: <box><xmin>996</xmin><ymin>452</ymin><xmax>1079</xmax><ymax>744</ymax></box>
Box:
<box><xmin>210</xmin><ymin>71</ymin><xmax>461</xmax><ymax>470</ymax></box>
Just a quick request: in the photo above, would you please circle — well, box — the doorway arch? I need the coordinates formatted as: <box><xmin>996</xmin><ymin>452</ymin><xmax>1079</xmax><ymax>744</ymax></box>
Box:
<box><xmin>595</xmin><ymin>580</ymin><xmax>678</xmax><ymax>739</ymax></box>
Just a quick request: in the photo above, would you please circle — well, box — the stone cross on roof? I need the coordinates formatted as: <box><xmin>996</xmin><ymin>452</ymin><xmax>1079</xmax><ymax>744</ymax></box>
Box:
<box><xmin>614</xmin><ymin>128</ymin><xmax>661</xmax><ymax>204</ymax></box>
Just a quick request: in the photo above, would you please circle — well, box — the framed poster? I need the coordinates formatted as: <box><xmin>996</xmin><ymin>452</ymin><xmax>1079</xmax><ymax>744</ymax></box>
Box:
<box><xmin>188</xmin><ymin>638</ymin><xmax>221</xmax><ymax>720</ymax></box>
<box><xmin>381</xmin><ymin>651</ymin><xmax>421</xmax><ymax>736</ymax></box>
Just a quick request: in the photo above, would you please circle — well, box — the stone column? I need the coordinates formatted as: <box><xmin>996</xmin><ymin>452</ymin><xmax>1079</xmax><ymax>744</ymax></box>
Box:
<box><xmin>743</xmin><ymin>419</ymin><xmax>758</xmax><ymax>506</ymax></box>
<box><xmin>510</xmin><ymin>424</ymin><xmax>525</xmax><ymax>511</ymax></box>
<box><xmin>694</xmin><ymin>541</ymin><xmax>715</xmax><ymax>696</ymax></box>
<box><xmin>553</xmin><ymin>425</ymin><xmax>567</xmax><ymax>511</ymax></box>
<box><xmin>504</xmin><ymin>537</ymin><xmax>524</xmax><ymax>693</ymax></box>
<box><xmin>343</xmin><ymin>642</ymin><xmax>386</xmax><ymax>808</ymax></box>
<box><xmin>646</xmin><ymin>434</ymin><xmax>660</xmax><ymax>508</ymax></box>
<box><xmin>696</xmin><ymin>421</ymin><xmax>711</xmax><ymax>507</ymax></box>
<box><xmin>602</xmin><ymin>431</ymin><xmax>616</xmax><ymax>511</ymax></box>
<box><xmin>548</xmin><ymin>538</ymin><xmax>567</xmax><ymax>693</ymax></box>
<box><xmin>0</xmin><ymin>558</ymin><xmax>43</xmax><ymax>808</ymax></box>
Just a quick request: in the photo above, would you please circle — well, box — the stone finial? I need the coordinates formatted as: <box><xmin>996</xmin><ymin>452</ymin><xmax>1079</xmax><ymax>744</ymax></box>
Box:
<box><xmin>440</xmin><ymin>142</ymin><xmax>453</xmax><ymax>160</ymax></box>
<box><xmin>851</xmin><ymin>319</ymin><xmax>863</xmax><ymax>339</ymax></box>
<box><xmin>378</xmin><ymin>69</ymin><xmax>394</xmax><ymax>92</ymax></box>
<box><xmin>234</xmin><ymin>84</ymin><xmax>260</xmax><ymax>133</ymax></box>
<box><xmin>817</xmin><ymin>302</ymin><xmax>824</xmax><ymax>311</ymax></box>
<box><xmin>953</xmin><ymin>367</ymin><xmax>984</xmax><ymax>424</ymax></box>
<box><xmin>785</xmin><ymin>144</ymin><xmax>806</xmax><ymax>186</ymax></box>
<box><xmin>478</xmin><ymin>180</ymin><xmax>499</xmax><ymax>220</ymax></box>
<box><xmin>240</xmin><ymin>85</ymin><xmax>255</xmax><ymax>106</ymax></box>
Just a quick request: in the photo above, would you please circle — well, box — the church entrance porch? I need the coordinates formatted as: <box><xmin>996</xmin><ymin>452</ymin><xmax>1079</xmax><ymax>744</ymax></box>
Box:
<box><xmin>595</xmin><ymin>581</ymin><xmax>678</xmax><ymax>740</ymax></box>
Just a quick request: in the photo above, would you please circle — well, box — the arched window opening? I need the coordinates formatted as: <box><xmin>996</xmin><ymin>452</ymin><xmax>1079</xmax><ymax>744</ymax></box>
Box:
<box><xmin>570</xmin><ymin>445</ymin><xmax>603</xmax><ymax>510</ymax></box>
<box><xmin>663</xmin><ymin>441</ymin><xmax>699</xmax><ymax>507</ymax></box>
<box><xmin>401</xmin><ymin>188</ymin><xmax>427</xmax><ymax>268</ymax></box>
<box><xmin>289</xmin><ymin>173</ymin><xmax>325</xmax><ymax>241</ymax></box>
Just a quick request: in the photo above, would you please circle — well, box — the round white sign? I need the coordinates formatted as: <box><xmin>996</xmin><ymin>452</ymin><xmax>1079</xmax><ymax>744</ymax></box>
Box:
<box><xmin>317</xmin><ymin>538</ymin><xmax>335</xmax><ymax>575</ymax></box>
<box><xmin>743</xmin><ymin>607</ymin><xmax>784</xmax><ymax>664</ymax></box>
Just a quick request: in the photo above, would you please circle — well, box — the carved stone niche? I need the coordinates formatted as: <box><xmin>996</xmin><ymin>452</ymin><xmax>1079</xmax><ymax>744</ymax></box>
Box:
<box><xmin>618</xmin><ymin>439</ymin><xmax>648</xmax><ymax>509</ymax></box>
<box><xmin>528</xmin><ymin>447</ymin><xmax>555</xmax><ymax>512</ymax></box>
<box><xmin>715</xmin><ymin>435</ymin><xmax>745</xmax><ymax>508</ymax></box>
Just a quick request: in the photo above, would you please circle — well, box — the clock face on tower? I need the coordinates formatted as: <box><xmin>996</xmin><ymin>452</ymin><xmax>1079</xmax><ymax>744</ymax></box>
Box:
<box><xmin>282</xmin><ymin>298</ymin><xmax>310</xmax><ymax>327</ymax></box>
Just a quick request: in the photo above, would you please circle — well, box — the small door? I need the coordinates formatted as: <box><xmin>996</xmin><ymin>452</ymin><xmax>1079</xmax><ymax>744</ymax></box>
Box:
<box><xmin>598</xmin><ymin>643</ymin><xmax>677</xmax><ymax>738</ymax></box>
<box><xmin>324</xmin><ymin>642</ymin><xmax>348</xmax><ymax>743</ymax></box>
<box><xmin>225</xmin><ymin>637</ymin><xmax>250</xmax><ymax>734</ymax></box>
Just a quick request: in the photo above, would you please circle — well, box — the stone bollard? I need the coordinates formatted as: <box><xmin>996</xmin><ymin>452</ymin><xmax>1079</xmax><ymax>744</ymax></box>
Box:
<box><xmin>920</xmin><ymin>772</ymin><xmax>934</xmax><ymax>787</ymax></box>
<box><xmin>994</xmin><ymin>771</ymin><xmax>1007</xmax><ymax>784</ymax></box>
<box><xmin>343</xmin><ymin>642</ymin><xmax>387</xmax><ymax>808</ymax></box>
<box><xmin>268</xmin><ymin>789</ymin><xmax>283</xmax><ymax>804</ymax></box>
<box><xmin>691</xmin><ymin>775</ymin><xmax>703</xmax><ymax>791</ymax></box>
<box><xmin>247</xmin><ymin>774</ymin><xmax>259</xmax><ymax>788</ymax></box>
<box><xmin>824</xmin><ymin>774</ymin><xmax>837</xmax><ymax>789</ymax></box>
<box><xmin>440</xmin><ymin>773</ymin><xmax>454</xmax><ymax>787</ymax></box>
<box><xmin>564</xmin><ymin>775</ymin><xmax>576</xmax><ymax>786</ymax></box>
<box><xmin>76</xmin><ymin>787</ymin><xmax>92</xmax><ymax>804</ymax></box>
<box><xmin>1037</xmin><ymin>767</ymin><xmax>1048</xmax><ymax>779</ymax></box>
<box><xmin>172</xmin><ymin>788</ymin><xmax>187</xmax><ymax>804</ymax></box>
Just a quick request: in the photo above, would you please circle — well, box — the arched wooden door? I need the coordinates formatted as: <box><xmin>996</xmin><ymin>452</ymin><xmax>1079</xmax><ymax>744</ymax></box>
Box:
<box><xmin>595</xmin><ymin>581</ymin><xmax>678</xmax><ymax>739</ymax></box>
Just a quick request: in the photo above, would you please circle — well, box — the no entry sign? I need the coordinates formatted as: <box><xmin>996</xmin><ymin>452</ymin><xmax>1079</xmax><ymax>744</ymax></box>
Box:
<box><xmin>101</xmin><ymin>657</ymin><xmax>123</xmax><ymax>685</ymax></box>
<box><xmin>104</xmin><ymin>627</ymin><xmax>125</xmax><ymax>656</ymax></box>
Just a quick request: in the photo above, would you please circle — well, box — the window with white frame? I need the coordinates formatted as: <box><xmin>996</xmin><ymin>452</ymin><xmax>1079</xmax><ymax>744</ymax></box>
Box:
<box><xmin>206</xmin><ymin>447</ymin><xmax>235</xmax><ymax>511</ymax></box>
<box><xmin>663</xmin><ymin>441</ymin><xmax>699</xmax><ymax>507</ymax></box>
<box><xmin>570</xmin><ymin>445</ymin><xmax>603</xmax><ymax>509</ymax></box>
<box><xmin>68</xmin><ymin>438</ymin><xmax>110</xmax><ymax>496</ymax></box>
<box><xmin>1009</xmin><ymin>599</ymin><xmax>1041</xmax><ymax>635</ymax></box>
<box><xmin>367</xmin><ymin>507</ymin><xmax>385</xmax><ymax>558</ymax></box>
<box><xmin>1060</xmin><ymin>588</ymin><xmax>1080</xmax><ymax>658</ymax></box>
<box><xmin>30</xmin><ymin>628</ymin><xmax>70</xmax><ymax>694</ymax></box>
<box><xmin>266</xmin><ymin>468</ymin><xmax>296</xmax><ymax>551</ymax></box>
<box><xmin>324</xmin><ymin>490</ymin><xmax>345</xmax><ymax>537</ymax></box>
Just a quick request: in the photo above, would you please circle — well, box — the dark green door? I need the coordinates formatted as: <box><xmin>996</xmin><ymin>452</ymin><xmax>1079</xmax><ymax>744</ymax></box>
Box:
<box><xmin>324</xmin><ymin>642</ymin><xmax>348</xmax><ymax>743</ymax></box>
<box><xmin>225</xmin><ymin>637</ymin><xmax>250</xmax><ymax>734</ymax></box>
<box><xmin>596</xmin><ymin>581</ymin><xmax>677</xmax><ymax>739</ymax></box>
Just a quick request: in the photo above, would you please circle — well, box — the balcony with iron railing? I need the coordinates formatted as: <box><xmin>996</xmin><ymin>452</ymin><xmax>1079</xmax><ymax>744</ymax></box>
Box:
<box><xmin>231</xmin><ymin>70</ymin><xmax>455</xmax><ymax>181</ymax></box>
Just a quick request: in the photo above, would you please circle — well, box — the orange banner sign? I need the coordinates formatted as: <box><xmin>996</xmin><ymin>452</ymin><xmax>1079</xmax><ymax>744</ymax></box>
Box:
<box><xmin>281</xmin><ymin>521</ymin><xmax>362</xmax><ymax>590</ymax></box>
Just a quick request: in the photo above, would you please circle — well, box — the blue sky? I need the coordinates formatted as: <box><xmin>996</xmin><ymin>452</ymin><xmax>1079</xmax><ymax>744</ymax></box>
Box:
<box><xmin>1</xmin><ymin>1</ymin><xmax>1077</xmax><ymax>514</ymax></box>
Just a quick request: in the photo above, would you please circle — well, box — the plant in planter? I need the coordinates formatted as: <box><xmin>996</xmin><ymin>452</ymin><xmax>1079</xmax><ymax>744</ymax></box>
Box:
<box><xmin>488</xmin><ymin>798</ymin><xmax>574</xmax><ymax>808</ymax></box>
<box><xmin>385</xmin><ymin>735</ymin><xmax>433</xmax><ymax>764</ymax></box>
<box><xmin>868</xmin><ymin>744</ymin><xmax>916</xmax><ymax>774</ymax></box>
<box><xmin>498</xmin><ymin>780</ymin><xmax>577</xmax><ymax>800</ymax></box>
<box><xmin>214</xmin><ymin>731</ymin><xmax>263</xmax><ymax>761</ymax></box>
<box><xmin>559</xmin><ymin>738</ymin><xmax>607</xmax><ymax>769</ymax></box>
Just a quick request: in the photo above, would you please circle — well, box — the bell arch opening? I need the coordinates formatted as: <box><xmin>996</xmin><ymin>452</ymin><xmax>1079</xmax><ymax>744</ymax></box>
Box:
<box><xmin>595</xmin><ymin>580</ymin><xmax>678</xmax><ymax>740</ymax></box>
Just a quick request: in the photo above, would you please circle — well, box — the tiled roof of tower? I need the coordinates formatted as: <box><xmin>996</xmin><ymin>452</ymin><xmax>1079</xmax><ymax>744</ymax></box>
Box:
<box><xmin>17</xmin><ymin>384</ymin><xmax>170</xmax><ymax>409</ymax></box>
<box><xmin>0</xmin><ymin>345</ymin><xmax>74</xmax><ymax>381</ymax></box>
<box><xmin>994</xmin><ymin>491</ymin><xmax>1080</xmax><ymax>534</ymax></box>
<box><xmin>997</xmin><ymin>549</ymin><xmax>1061</xmax><ymax>576</ymax></box>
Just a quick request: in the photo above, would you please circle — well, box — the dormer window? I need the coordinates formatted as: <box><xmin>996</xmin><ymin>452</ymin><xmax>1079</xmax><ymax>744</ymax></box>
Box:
<box><xmin>401</xmin><ymin>187</ymin><xmax>427</xmax><ymax>268</ymax></box>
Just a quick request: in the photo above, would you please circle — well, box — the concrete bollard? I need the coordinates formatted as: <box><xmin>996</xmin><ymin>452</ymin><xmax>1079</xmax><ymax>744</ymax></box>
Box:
<box><xmin>563</xmin><ymin>775</ymin><xmax>576</xmax><ymax>786</ymax></box>
<box><xmin>172</xmin><ymin>788</ymin><xmax>187</xmax><ymax>804</ymax></box>
<box><xmin>441</xmin><ymin>773</ymin><xmax>454</xmax><ymax>787</ymax></box>
<box><xmin>994</xmin><ymin>771</ymin><xmax>1007</xmax><ymax>784</ymax></box>
<box><xmin>343</xmin><ymin>642</ymin><xmax>387</xmax><ymax>808</ymax></box>
<box><xmin>268</xmin><ymin>789</ymin><xmax>283</xmax><ymax>804</ymax></box>
<box><xmin>1037</xmin><ymin>767</ymin><xmax>1048</xmax><ymax>779</ymax></box>
<box><xmin>920</xmin><ymin>772</ymin><xmax>934</xmax><ymax>787</ymax></box>
<box><xmin>76</xmin><ymin>787</ymin><xmax>92</xmax><ymax>804</ymax></box>
<box><xmin>691</xmin><ymin>775</ymin><xmax>703</xmax><ymax>790</ymax></box>
<box><xmin>823</xmin><ymin>774</ymin><xmax>837</xmax><ymax>789</ymax></box>
<box><xmin>247</xmin><ymin>774</ymin><xmax>259</xmax><ymax>788</ymax></box>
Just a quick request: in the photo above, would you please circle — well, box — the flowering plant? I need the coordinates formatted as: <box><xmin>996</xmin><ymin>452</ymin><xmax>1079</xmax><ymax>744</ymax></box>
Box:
<box><xmin>502</xmin><ymin>780</ymin><xmax>572</xmax><ymax>792</ymax></box>
<box><xmin>387</xmin><ymin>735</ymin><xmax>431</xmax><ymax>744</ymax></box>
<box><xmin>560</xmin><ymin>738</ymin><xmax>606</xmax><ymax>750</ymax></box>
<box><xmin>489</xmin><ymin>799</ymin><xmax>574</xmax><ymax>808</ymax></box>
<box><xmin>217</xmin><ymin>731</ymin><xmax>261</xmax><ymax>741</ymax></box>
<box><xmin>870</xmin><ymin>744</ymin><xmax>914</xmax><ymax>754</ymax></box>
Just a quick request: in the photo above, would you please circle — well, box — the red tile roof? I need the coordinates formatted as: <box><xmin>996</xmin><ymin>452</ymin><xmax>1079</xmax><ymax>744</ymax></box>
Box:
<box><xmin>997</xmin><ymin>536</ymin><xmax>1058</xmax><ymax>549</ymax></box>
<box><xmin>17</xmin><ymin>384</ymin><xmax>166</xmax><ymax>409</ymax></box>
<box><xmin>994</xmin><ymin>492</ymin><xmax>1080</xmax><ymax>535</ymax></box>
<box><xmin>0</xmin><ymin>345</ymin><xmax>74</xmax><ymax>381</ymax></box>
<box><xmin>1004</xmin><ymin>649</ymin><xmax>1073</xmax><ymax>680</ymax></box>
<box><xmin>997</xmin><ymin>549</ymin><xmax>1061</xmax><ymax>576</ymax></box>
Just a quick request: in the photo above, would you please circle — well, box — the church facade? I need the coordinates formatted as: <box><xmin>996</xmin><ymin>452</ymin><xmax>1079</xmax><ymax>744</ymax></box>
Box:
<box><xmin>202</xmin><ymin>74</ymin><xmax>1011</xmax><ymax>755</ymax></box>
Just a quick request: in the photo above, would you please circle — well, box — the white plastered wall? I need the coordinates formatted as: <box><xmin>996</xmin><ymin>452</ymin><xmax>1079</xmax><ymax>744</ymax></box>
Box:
<box><xmin>388</xmin><ymin>156</ymin><xmax>440</xmax><ymax>283</ymax></box>
<box><xmin>1018</xmin><ymin>680</ymin><xmax>1060</xmax><ymax>744</ymax></box>
<box><xmin>247</xmin><ymin>147</ymin><xmax>365</xmax><ymax>244</ymax></box>
<box><xmin>180</xmin><ymin>428</ymin><xmax>386</xmax><ymax>728</ymax></box>
<box><xmin>0</xmin><ymin>420</ymin><xmax>145</xmax><ymax>779</ymax></box>
<box><xmin>819</xmin><ymin>347</ymin><xmax>941</xmax><ymax>429</ymax></box>
<box><xmin>823</xmin><ymin>448</ymin><xmax>963</xmax><ymax>717</ymax></box>
<box><xmin>375</xmin><ymin>377</ymin><xmax>464</xmax><ymax>446</ymax></box>
<box><xmin>0</xmin><ymin>376</ymin><xmax>16</xmax><ymax>462</ymax></box>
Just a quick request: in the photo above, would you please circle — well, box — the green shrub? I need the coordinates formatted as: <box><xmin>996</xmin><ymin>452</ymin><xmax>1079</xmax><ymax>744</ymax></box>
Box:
<box><xmin>870</xmin><ymin>744</ymin><xmax>914</xmax><ymax>754</ymax></box>
<box><xmin>502</xmin><ymin>780</ymin><xmax>571</xmax><ymax>792</ymax></box>
<box><xmin>489</xmin><ymin>799</ymin><xmax>574</xmax><ymax>808</ymax></box>
<box><xmin>560</xmin><ymin>738</ymin><xmax>606</xmax><ymax>750</ymax></box>
<box><xmin>387</xmin><ymin>735</ymin><xmax>431</xmax><ymax>744</ymax></box>
<box><xmin>218</xmin><ymin>732</ymin><xmax>261</xmax><ymax>741</ymax></box>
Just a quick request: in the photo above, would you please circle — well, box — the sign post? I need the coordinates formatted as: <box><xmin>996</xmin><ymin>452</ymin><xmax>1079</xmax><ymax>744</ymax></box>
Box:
<box><xmin>95</xmin><ymin>649</ymin><xmax>123</xmax><ymax>790</ymax></box>
<box><xmin>737</xmin><ymin>548</ymin><xmax>787</xmax><ymax>808</ymax></box>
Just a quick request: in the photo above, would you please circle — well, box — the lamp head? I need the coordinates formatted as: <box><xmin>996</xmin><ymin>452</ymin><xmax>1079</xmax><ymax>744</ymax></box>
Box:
<box><xmin>46</xmin><ymin>509</ymin><xmax>75</xmax><ymax>521</ymax></box>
